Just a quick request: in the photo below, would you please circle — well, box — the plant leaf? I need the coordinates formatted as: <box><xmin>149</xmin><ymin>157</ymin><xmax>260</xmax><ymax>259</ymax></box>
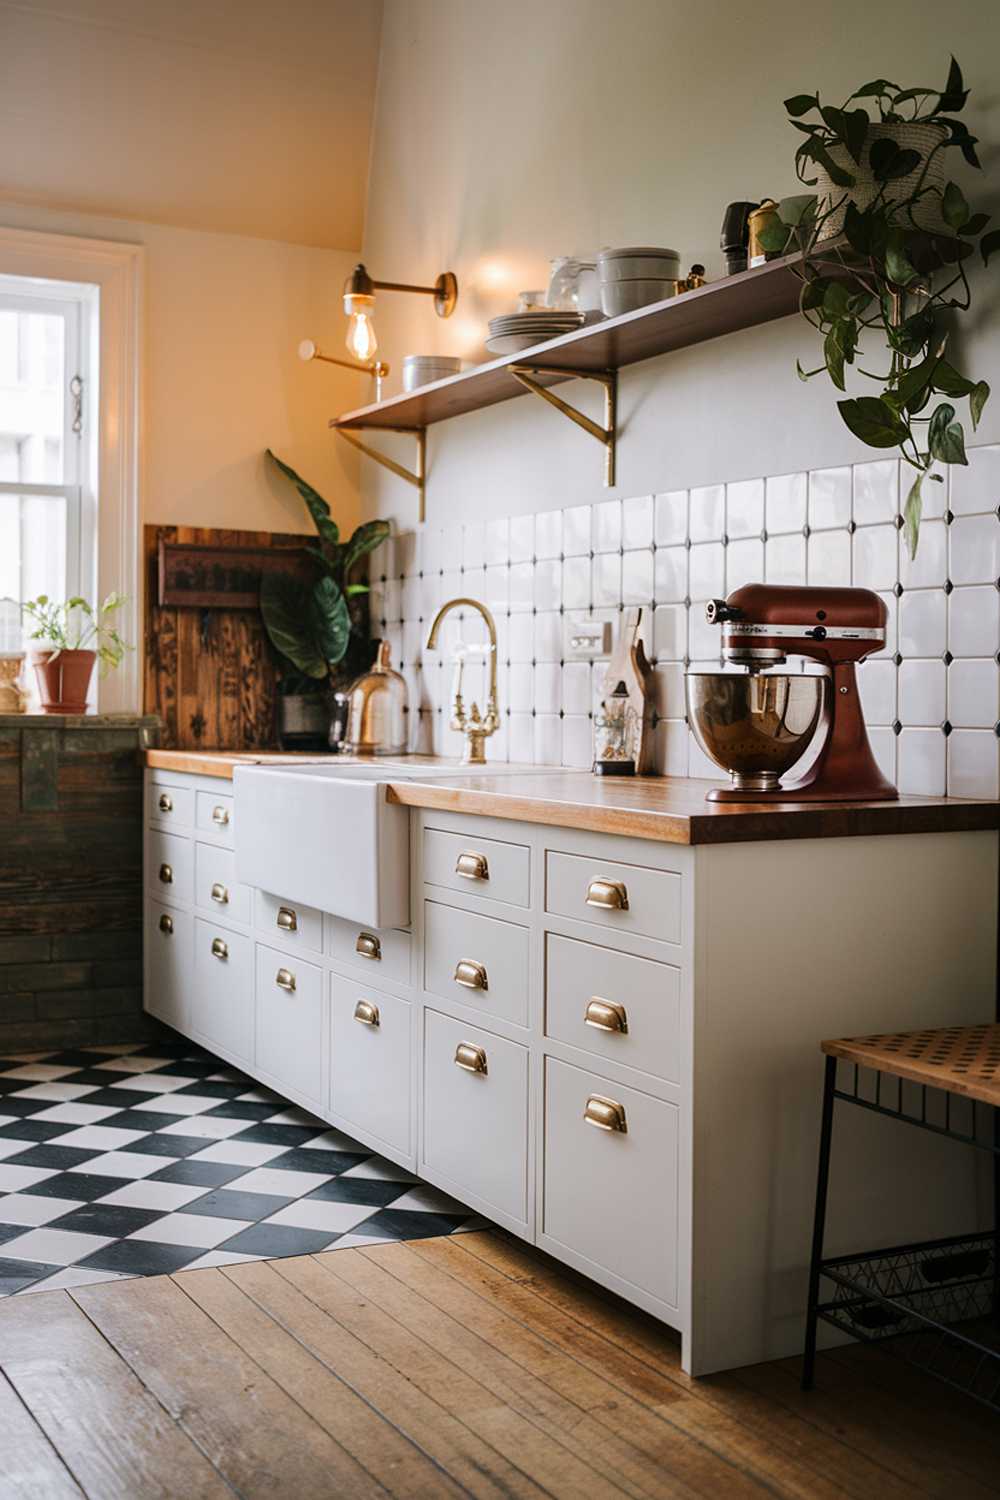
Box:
<box><xmin>884</xmin><ymin>227</ymin><xmax>918</xmax><ymax>286</ymax></box>
<box><xmin>931</xmin><ymin>359</ymin><xmax>974</xmax><ymax>399</ymax></box>
<box><xmin>843</xmin><ymin>201</ymin><xmax>872</xmax><ymax>255</ymax></box>
<box><xmin>776</xmin><ymin>193</ymin><xmax>817</xmax><ymax>228</ymax></box>
<box><xmin>902</xmin><ymin>473</ymin><xmax>923</xmax><ymax>560</ymax></box>
<box><xmin>837</xmin><ymin>397</ymin><xmax>908</xmax><ymax>449</ymax></box>
<box><xmin>963</xmin><ymin>212</ymin><xmax>990</xmax><ymax>237</ymax></box>
<box><xmin>800</xmin><ymin>275</ymin><xmax>832</xmax><ymax>312</ymax></box>
<box><xmin>981</xmin><ymin>230</ymin><xmax>1000</xmax><ymax>266</ymax></box>
<box><xmin>942</xmin><ymin>181</ymin><xmax>969</xmax><ymax>231</ymax></box>
<box><xmin>785</xmin><ymin>94</ymin><xmax>818</xmax><ymax>117</ymax></box>
<box><xmin>927</xmin><ymin>403</ymin><xmax>968</xmax><ymax>466</ymax></box>
<box><xmin>260</xmin><ymin>573</ymin><xmax>327</xmax><ymax>679</ymax></box>
<box><xmin>942</xmin><ymin>119</ymin><xmax>980</xmax><ymax>168</ymax></box>
<box><xmin>824</xmin><ymin>327</ymin><xmax>846</xmax><ymax>390</ymax></box>
<box><xmin>894</xmin><ymin>353</ymin><xmax>940</xmax><ymax>408</ymax></box>
<box><xmin>889</xmin><ymin>307</ymin><xmax>934</xmax><ymax>357</ymax></box>
<box><xmin>822</xmin><ymin>281</ymin><xmax>852</xmax><ymax>318</ymax></box>
<box><xmin>756</xmin><ymin>215</ymin><xmax>792</xmax><ymax>254</ymax></box>
<box><xmin>851</xmin><ymin>79</ymin><xmax>899</xmax><ymax>99</ymax></box>
<box><xmin>869</xmin><ymin>136</ymin><xmax>900</xmax><ymax>180</ymax></box>
<box><xmin>266</xmin><ymin>449</ymin><xmax>340</xmax><ymax>546</ymax></box>
<box><xmin>938</xmin><ymin>56</ymin><xmax>969</xmax><ymax>114</ymax></box>
<box><xmin>342</xmin><ymin>519</ymin><xmax>391</xmax><ymax>574</ymax></box>
<box><xmin>971</xmin><ymin>381</ymin><xmax>990</xmax><ymax>430</ymax></box>
<box><xmin>310</xmin><ymin>576</ymin><xmax>351</xmax><ymax>666</ymax></box>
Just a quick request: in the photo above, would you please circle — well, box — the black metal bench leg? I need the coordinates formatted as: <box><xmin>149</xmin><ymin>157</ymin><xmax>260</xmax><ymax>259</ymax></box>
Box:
<box><xmin>803</xmin><ymin>1053</ymin><xmax>837</xmax><ymax>1390</ymax></box>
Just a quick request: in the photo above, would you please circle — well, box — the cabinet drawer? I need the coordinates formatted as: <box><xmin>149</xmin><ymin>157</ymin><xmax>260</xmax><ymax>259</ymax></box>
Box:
<box><xmin>545</xmin><ymin>933</ymin><xmax>681</xmax><ymax>1083</ymax></box>
<box><xmin>195</xmin><ymin>843</ymin><xmax>251</xmax><ymax>925</ymax></box>
<box><xmin>255</xmin><ymin>942</ymin><xmax>324</xmax><ymax>1109</ymax></box>
<box><xmin>146</xmin><ymin>829</ymin><xmax>193</xmax><ymax>907</ymax></box>
<box><xmin>148</xmin><ymin>780</ymin><xmax>194</xmax><ymax>830</ymax></box>
<box><xmin>257</xmin><ymin>889</ymin><xmax>324</xmax><ymax>957</ymax></box>
<box><xmin>424</xmin><ymin>900</ymin><xmax>529</xmax><ymax>1027</ymax></box>
<box><xmin>144</xmin><ymin>900</ymin><xmax>191</xmax><ymax>1032</ymax></box>
<box><xmin>331</xmin><ymin>975</ymin><xmax>411</xmax><ymax>1155</ymax></box>
<box><xmin>423</xmin><ymin>826</ymin><xmax>530</xmax><ymax>908</ymax></box>
<box><xmin>326</xmin><ymin>913</ymin><xmax>411</xmax><ymax>985</ymax></box>
<box><xmin>544</xmin><ymin>1057</ymin><xmax>678</xmax><ymax>1307</ymax></box>
<box><xmin>545</xmin><ymin>850</ymin><xmax>681</xmax><ymax>946</ymax></box>
<box><xmin>193</xmin><ymin>919</ymin><xmax>253</xmax><ymax>1064</ymax></box>
<box><xmin>423</xmin><ymin>1009</ymin><xmax>527</xmax><ymax>1224</ymax></box>
<box><xmin>196</xmin><ymin>789</ymin><xmax>235</xmax><ymax>846</ymax></box>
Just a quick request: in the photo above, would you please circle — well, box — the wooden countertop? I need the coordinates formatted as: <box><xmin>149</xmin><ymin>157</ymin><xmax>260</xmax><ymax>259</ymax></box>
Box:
<box><xmin>143</xmin><ymin>749</ymin><xmax>1000</xmax><ymax>846</ymax></box>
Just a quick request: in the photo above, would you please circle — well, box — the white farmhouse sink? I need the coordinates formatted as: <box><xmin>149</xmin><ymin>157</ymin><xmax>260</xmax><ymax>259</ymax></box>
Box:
<box><xmin>233</xmin><ymin>760</ymin><xmax>494</xmax><ymax>928</ymax></box>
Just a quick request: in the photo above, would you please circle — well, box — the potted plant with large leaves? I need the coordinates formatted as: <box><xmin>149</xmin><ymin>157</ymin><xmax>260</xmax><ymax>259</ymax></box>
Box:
<box><xmin>21</xmin><ymin>594</ymin><xmax>130</xmax><ymax>713</ymax></box>
<box><xmin>756</xmin><ymin>58</ymin><xmax>997</xmax><ymax>555</ymax></box>
<box><xmin>262</xmin><ymin>450</ymin><xmax>389</xmax><ymax>748</ymax></box>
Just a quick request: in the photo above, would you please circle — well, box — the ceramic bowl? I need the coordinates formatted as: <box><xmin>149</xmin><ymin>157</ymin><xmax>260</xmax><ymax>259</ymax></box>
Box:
<box><xmin>401</xmin><ymin>356</ymin><xmax>463</xmax><ymax>392</ymax></box>
<box><xmin>599</xmin><ymin>279</ymin><xmax>678</xmax><ymax>316</ymax></box>
<box><xmin>597</xmin><ymin>247</ymin><xmax>680</xmax><ymax>281</ymax></box>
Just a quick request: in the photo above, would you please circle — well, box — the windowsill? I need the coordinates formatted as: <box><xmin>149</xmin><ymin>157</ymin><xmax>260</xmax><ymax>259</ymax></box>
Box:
<box><xmin>0</xmin><ymin>713</ymin><xmax>160</xmax><ymax>730</ymax></box>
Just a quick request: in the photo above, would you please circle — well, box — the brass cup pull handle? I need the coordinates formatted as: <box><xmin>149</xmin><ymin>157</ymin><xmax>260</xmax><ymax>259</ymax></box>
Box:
<box><xmin>158</xmin><ymin>863</ymin><xmax>173</xmax><ymax>885</ymax></box>
<box><xmin>211</xmin><ymin>937</ymin><xmax>229</xmax><ymax>961</ymax></box>
<box><xmin>454</xmin><ymin>958</ymin><xmax>488</xmax><ymax>991</ymax></box>
<box><xmin>212</xmin><ymin>805</ymin><xmax>231</xmax><ymax>827</ymax></box>
<box><xmin>158</xmin><ymin>793</ymin><xmax>173</xmax><ymax>813</ymax></box>
<box><xmin>276</xmin><ymin>906</ymin><xmax>298</xmax><ymax>932</ymax></box>
<box><xmin>354</xmin><ymin>998</ymin><xmax>380</xmax><ymax>1027</ymax></box>
<box><xmin>210</xmin><ymin>882</ymin><xmax>229</xmax><ymax>905</ymax></box>
<box><xmin>585</xmin><ymin>997</ymin><xmax>628</xmax><ymax>1034</ymax></box>
<box><xmin>275</xmin><ymin>967</ymin><xmax>296</xmax><ymax>993</ymax></box>
<box><xmin>586</xmin><ymin>878</ymin><xmax>629</xmax><ymax>912</ymax></box>
<box><xmin>159</xmin><ymin>913</ymin><xmax>174</xmax><ymax>935</ymax></box>
<box><xmin>456</xmin><ymin>851</ymin><xmax>489</xmax><ymax>881</ymax></box>
<box><xmin>454</xmin><ymin>1042</ymin><xmax>488</xmax><ymax>1075</ymax></box>
<box><xmin>356</xmin><ymin>931</ymin><xmax>382</xmax><ymax>961</ymax></box>
<box><xmin>584</xmin><ymin>1094</ymin><xmax>628</xmax><ymax>1133</ymax></box>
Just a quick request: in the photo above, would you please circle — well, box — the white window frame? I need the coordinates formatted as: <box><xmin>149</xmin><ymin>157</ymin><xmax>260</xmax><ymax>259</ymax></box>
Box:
<box><xmin>0</xmin><ymin>227</ymin><xmax>142</xmax><ymax>713</ymax></box>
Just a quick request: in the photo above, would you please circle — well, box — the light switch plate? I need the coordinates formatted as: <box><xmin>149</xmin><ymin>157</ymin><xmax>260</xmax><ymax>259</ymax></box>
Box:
<box><xmin>564</xmin><ymin>616</ymin><xmax>612</xmax><ymax>659</ymax></box>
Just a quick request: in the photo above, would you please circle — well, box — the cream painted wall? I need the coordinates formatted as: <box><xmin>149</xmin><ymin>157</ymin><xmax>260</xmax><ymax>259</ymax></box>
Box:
<box><xmin>0</xmin><ymin>200</ymin><xmax>365</xmax><ymax>537</ymax></box>
<box><xmin>361</xmin><ymin>0</ymin><xmax>1000</xmax><ymax>530</ymax></box>
<box><xmin>0</xmin><ymin>0</ymin><xmax>381</xmax><ymax>249</ymax></box>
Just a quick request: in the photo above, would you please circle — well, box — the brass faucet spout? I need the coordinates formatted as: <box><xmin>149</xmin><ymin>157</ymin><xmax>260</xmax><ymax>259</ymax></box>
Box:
<box><xmin>425</xmin><ymin>597</ymin><xmax>500</xmax><ymax>764</ymax></box>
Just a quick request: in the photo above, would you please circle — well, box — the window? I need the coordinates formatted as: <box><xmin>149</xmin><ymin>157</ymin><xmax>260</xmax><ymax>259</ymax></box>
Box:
<box><xmin>0</xmin><ymin>277</ymin><xmax>97</xmax><ymax>622</ymax></box>
<box><xmin>0</xmin><ymin>229</ymin><xmax>141</xmax><ymax>712</ymax></box>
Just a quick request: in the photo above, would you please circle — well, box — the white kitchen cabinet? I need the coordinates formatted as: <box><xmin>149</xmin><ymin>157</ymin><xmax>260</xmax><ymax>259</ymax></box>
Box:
<box><xmin>195</xmin><ymin>841</ymin><xmax>252</xmax><ymax>925</ymax></box>
<box><xmin>192</xmin><ymin>917</ymin><xmax>253</xmax><ymax>1065</ymax></box>
<box><xmin>422</xmin><ymin>1007</ymin><xmax>529</xmax><ymax>1229</ymax></box>
<box><xmin>144</xmin><ymin>899</ymin><xmax>191</xmax><ymax>1032</ymax></box>
<box><xmin>144</xmin><ymin>767</ymin><xmax>998</xmax><ymax>1378</ymax></box>
<box><xmin>255</xmin><ymin>942</ymin><xmax>325</xmax><ymax>1110</ymax></box>
<box><xmin>330</xmin><ymin>974</ymin><xmax>412</xmax><ymax>1157</ymax></box>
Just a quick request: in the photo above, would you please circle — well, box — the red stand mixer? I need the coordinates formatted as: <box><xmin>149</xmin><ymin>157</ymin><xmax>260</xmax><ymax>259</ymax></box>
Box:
<box><xmin>685</xmin><ymin>583</ymin><xmax>898</xmax><ymax>803</ymax></box>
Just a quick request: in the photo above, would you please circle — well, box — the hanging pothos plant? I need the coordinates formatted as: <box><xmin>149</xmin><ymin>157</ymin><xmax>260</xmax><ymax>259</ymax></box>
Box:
<box><xmin>757</xmin><ymin>57</ymin><xmax>998</xmax><ymax>555</ymax></box>
<box><xmin>261</xmin><ymin>450</ymin><xmax>389</xmax><ymax>692</ymax></box>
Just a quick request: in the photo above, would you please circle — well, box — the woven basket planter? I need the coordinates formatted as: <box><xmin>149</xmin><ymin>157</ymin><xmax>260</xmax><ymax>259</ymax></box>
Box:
<box><xmin>815</xmin><ymin>121</ymin><xmax>948</xmax><ymax>239</ymax></box>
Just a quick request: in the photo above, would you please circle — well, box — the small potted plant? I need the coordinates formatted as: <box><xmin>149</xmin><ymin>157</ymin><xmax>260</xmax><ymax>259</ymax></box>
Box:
<box><xmin>22</xmin><ymin>594</ymin><xmax>130</xmax><ymax>713</ymax></box>
<box><xmin>262</xmin><ymin>450</ymin><xmax>390</xmax><ymax>748</ymax></box>
<box><xmin>757</xmin><ymin>57</ymin><xmax>998</xmax><ymax>555</ymax></box>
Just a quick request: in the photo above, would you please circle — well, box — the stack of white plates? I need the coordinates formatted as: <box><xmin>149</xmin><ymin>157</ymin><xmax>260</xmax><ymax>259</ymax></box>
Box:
<box><xmin>485</xmin><ymin>309</ymin><xmax>584</xmax><ymax>355</ymax></box>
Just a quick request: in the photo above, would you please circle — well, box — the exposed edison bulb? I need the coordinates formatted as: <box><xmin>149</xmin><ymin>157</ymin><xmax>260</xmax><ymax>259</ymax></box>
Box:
<box><xmin>343</xmin><ymin>291</ymin><xmax>377</xmax><ymax>362</ymax></box>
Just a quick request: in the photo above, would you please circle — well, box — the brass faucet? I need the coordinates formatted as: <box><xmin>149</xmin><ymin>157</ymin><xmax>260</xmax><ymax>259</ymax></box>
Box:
<box><xmin>425</xmin><ymin>597</ymin><xmax>500</xmax><ymax>765</ymax></box>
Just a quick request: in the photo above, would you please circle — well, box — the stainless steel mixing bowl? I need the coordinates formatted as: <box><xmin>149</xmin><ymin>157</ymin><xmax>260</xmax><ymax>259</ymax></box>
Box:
<box><xmin>685</xmin><ymin>672</ymin><xmax>825</xmax><ymax>791</ymax></box>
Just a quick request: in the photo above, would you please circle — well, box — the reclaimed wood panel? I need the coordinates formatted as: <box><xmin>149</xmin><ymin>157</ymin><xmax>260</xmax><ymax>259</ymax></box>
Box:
<box><xmin>144</xmin><ymin>524</ymin><xmax>314</xmax><ymax>750</ymax></box>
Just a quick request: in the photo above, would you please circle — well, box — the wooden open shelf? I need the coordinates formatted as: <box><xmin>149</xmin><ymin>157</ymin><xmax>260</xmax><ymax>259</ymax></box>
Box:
<box><xmin>330</xmin><ymin>247</ymin><xmax>813</xmax><ymax>433</ymax></box>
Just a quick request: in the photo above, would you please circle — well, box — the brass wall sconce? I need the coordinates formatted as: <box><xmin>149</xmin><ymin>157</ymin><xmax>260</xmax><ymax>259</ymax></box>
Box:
<box><xmin>299</xmin><ymin>339</ymin><xmax>389</xmax><ymax>400</ymax></box>
<box><xmin>342</xmin><ymin>263</ymin><xmax>458</xmax><ymax>364</ymax></box>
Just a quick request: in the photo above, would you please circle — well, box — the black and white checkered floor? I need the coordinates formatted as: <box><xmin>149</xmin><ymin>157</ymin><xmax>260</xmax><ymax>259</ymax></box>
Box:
<box><xmin>0</xmin><ymin>1040</ymin><xmax>485</xmax><ymax>1297</ymax></box>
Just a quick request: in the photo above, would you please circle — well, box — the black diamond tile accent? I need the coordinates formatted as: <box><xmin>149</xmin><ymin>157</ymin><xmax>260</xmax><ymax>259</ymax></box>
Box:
<box><xmin>943</xmin><ymin>721</ymin><xmax>953</xmax><ymax>736</ymax></box>
<box><xmin>148</xmin><ymin>1159</ymin><xmax>251</xmax><ymax>1189</ymax></box>
<box><xmin>202</xmin><ymin>1101</ymin><xmax>280</xmax><ymax>1123</ymax></box>
<box><xmin>0</xmin><ymin>1096</ymin><xmax>50</xmax><ymax>1117</ymax></box>
<box><xmin>305</xmin><ymin>1177</ymin><xmax>409</xmax><ymax>1208</ymax></box>
<box><xmin>105</xmin><ymin>1108</ymin><xmax>186</xmax><ymax>1133</ymax></box>
<box><xmin>267</xmin><ymin>1147</ymin><xmax>368</xmax><ymax>1175</ymax></box>
<box><xmin>893</xmin><ymin>652</ymin><xmax>903</xmax><ymax>666</ymax></box>
<box><xmin>180</xmin><ymin>1188</ymin><xmax>293</xmax><ymax>1221</ymax></box>
<box><xmin>52</xmin><ymin>1068</ymin><xmax>133</xmax><ymax>1087</ymax></box>
<box><xmin>120</xmin><ymin>1134</ymin><xmax>211</xmax><ymax>1159</ymax></box>
<box><xmin>0</xmin><ymin>1220</ymin><xmax>33</xmax><ymax>1246</ymax></box>
<box><xmin>944</xmin><ymin>651</ymin><xmax>953</xmax><ymax>665</ymax></box>
<box><xmin>944</xmin><ymin>579</ymin><xmax>954</xmax><ymax>594</ymax></box>
<box><xmin>5</xmin><ymin>1144</ymin><xmax>101</xmax><ymax>1171</ymax></box>
<box><xmin>21</xmin><ymin>1172</ymin><xmax>133</xmax><ymax>1202</ymax></box>
<box><xmin>0</xmin><ymin>1257</ymin><xmax>60</xmax><ymax>1292</ymax></box>
<box><xmin>77</xmin><ymin>1240</ymin><xmax>205</xmax><ymax>1277</ymax></box>
<box><xmin>893</xmin><ymin>583</ymin><xmax>903</xmax><ymax>597</ymax></box>
<box><xmin>148</xmin><ymin>1059</ymin><xmax>228</xmax><ymax>1079</ymax></box>
<box><xmin>49</xmin><ymin>1203</ymin><xmax>162</xmax><ymax>1238</ymax></box>
<box><xmin>218</xmin><ymin>1222</ymin><xmax>339</xmax><ymax>1258</ymax></box>
<box><xmin>892</xmin><ymin>720</ymin><xmax>903</xmax><ymax>735</ymax></box>
<box><xmin>230</xmin><ymin>1122</ymin><xmax>330</xmax><ymax>1147</ymax></box>
<box><xmin>0</xmin><ymin>1119</ymin><xmax>72</xmax><ymax>1143</ymax></box>
<box><xmin>170</xmin><ymin>1080</ymin><xmax>245</xmax><ymax>1099</ymax></box>
<box><xmin>42</xmin><ymin>1051</ymin><xmax>119</xmax><ymax>1068</ymax></box>
<box><xmin>80</xmin><ymin>1087</ymin><xmax>160</xmax><ymax>1110</ymax></box>
<box><xmin>360</xmin><ymin>1208</ymin><xmax>468</xmax><ymax>1241</ymax></box>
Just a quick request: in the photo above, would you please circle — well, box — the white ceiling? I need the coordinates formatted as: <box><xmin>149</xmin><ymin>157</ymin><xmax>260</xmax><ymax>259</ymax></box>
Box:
<box><xmin>0</xmin><ymin>0</ymin><xmax>384</xmax><ymax>249</ymax></box>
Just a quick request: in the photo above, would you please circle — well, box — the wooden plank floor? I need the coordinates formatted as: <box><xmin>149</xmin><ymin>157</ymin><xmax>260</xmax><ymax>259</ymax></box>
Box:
<box><xmin>2</xmin><ymin>1230</ymin><xmax>1000</xmax><ymax>1500</ymax></box>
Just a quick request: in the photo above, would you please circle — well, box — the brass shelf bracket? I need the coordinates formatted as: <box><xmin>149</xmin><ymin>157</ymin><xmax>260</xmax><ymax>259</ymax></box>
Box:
<box><xmin>335</xmin><ymin>425</ymin><xmax>427</xmax><ymax>522</ymax></box>
<box><xmin>509</xmin><ymin>365</ymin><xmax>617</xmax><ymax>486</ymax></box>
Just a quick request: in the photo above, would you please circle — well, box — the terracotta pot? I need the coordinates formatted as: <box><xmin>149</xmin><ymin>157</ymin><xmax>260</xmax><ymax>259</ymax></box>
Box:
<box><xmin>30</xmin><ymin>648</ymin><xmax>96</xmax><ymax>714</ymax></box>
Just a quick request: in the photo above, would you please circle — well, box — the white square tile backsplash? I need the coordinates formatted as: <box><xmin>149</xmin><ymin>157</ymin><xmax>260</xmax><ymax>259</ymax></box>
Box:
<box><xmin>370</xmin><ymin>445</ymin><xmax>1000</xmax><ymax>797</ymax></box>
